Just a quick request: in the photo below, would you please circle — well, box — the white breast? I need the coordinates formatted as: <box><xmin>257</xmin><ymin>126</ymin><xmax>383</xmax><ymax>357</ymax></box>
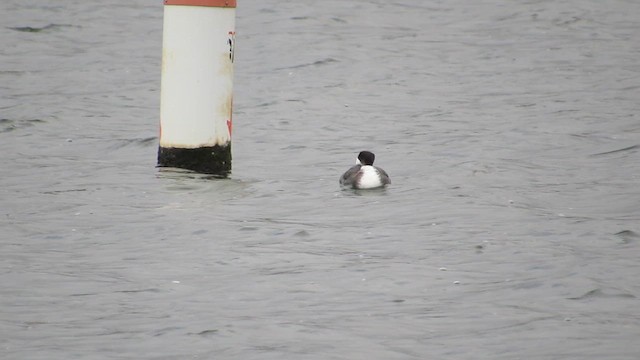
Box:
<box><xmin>358</xmin><ymin>166</ymin><xmax>383</xmax><ymax>189</ymax></box>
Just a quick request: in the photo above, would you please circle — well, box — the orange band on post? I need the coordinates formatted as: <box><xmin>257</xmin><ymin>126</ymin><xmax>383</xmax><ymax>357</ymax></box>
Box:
<box><xmin>164</xmin><ymin>0</ymin><xmax>236</xmax><ymax>7</ymax></box>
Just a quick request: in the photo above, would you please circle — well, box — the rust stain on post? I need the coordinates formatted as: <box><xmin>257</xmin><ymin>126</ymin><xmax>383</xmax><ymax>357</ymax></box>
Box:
<box><xmin>164</xmin><ymin>0</ymin><xmax>237</xmax><ymax>7</ymax></box>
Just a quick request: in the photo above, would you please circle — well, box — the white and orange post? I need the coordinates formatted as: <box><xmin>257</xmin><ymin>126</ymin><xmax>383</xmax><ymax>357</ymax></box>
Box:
<box><xmin>157</xmin><ymin>0</ymin><xmax>236</xmax><ymax>176</ymax></box>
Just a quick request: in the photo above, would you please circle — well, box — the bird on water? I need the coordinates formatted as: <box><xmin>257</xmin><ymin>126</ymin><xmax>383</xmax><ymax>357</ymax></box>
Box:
<box><xmin>339</xmin><ymin>151</ymin><xmax>390</xmax><ymax>189</ymax></box>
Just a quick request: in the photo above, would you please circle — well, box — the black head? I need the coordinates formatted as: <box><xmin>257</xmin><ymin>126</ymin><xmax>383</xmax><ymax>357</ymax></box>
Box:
<box><xmin>358</xmin><ymin>151</ymin><xmax>375</xmax><ymax>166</ymax></box>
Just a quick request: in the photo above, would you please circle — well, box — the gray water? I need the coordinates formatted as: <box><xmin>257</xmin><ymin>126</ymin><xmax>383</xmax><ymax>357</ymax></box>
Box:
<box><xmin>1</xmin><ymin>1</ymin><xmax>639</xmax><ymax>359</ymax></box>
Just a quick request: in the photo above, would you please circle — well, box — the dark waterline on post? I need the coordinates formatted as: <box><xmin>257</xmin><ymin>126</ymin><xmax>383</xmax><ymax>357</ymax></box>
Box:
<box><xmin>157</xmin><ymin>145</ymin><xmax>231</xmax><ymax>177</ymax></box>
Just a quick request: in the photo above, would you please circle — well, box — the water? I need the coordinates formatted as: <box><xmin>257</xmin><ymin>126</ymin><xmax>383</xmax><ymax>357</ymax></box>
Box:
<box><xmin>1</xmin><ymin>1</ymin><xmax>639</xmax><ymax>359</ymax></box>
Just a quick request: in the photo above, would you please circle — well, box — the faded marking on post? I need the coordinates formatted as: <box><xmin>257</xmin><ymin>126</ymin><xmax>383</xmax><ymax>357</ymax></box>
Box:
<box><xmin>227</xmin><ymin>96</ymin><xmax>233</xmax><ymax>137</ymax></box>
<box><xmin>228</xmin><ymin>31</ymin><xmax>235</xmax><ymax>62</ymax></box>
<box><xmin>227</xmin><ymin>30</ymin><xmax>235</xmax><ymax>138</ymax></box>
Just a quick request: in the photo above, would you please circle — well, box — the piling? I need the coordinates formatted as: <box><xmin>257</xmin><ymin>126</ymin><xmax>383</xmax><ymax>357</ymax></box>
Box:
<box><xmin>157</xmin><ymin>0</ymin><xmax>236</xmax><ymax>176</ymax></box>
